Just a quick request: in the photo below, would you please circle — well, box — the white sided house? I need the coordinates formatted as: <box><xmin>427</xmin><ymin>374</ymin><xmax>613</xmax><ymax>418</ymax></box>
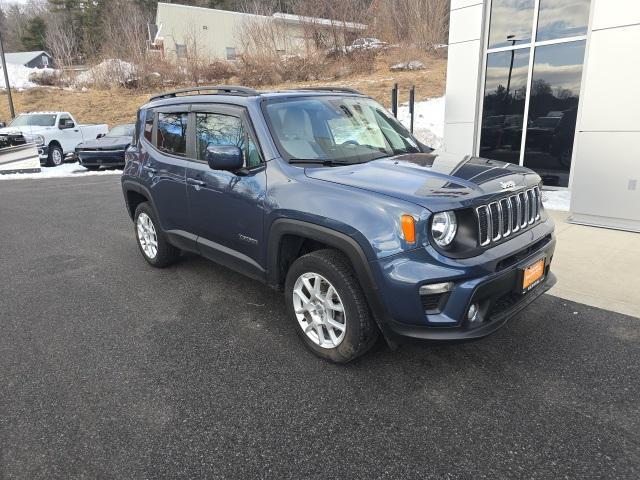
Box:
<box><xmin>153</xmin><ymin>2</ymin><xmax>366</xmax><ymax>61</ymax></box>
<box><xmin>443</xmin><ymin>0</ymin><xmax>640</xmax><ymax>232</ymax></box>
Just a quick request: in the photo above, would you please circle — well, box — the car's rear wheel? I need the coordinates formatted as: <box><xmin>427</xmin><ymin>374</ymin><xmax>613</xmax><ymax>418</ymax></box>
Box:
<box><xmin>285</xmin><ymin>249</ymin><xmax>379</xmax><ymax>363</ymax></box>
<box><xmin>134</xmin><ymin>202</ymin><xmax>179</xmax><ymax>268</ymax></box>
<box><xmin>46</xmin><ymin>145</ymin><xmax>64</xmax><ymax>167</ymax></box>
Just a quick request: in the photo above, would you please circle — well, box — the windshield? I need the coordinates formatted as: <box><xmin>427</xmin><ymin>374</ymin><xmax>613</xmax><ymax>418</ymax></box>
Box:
<box><xmin>106</xmin><ymin>124</ymin><xmax>135</xmax><ymax>137</ymax></box>
<box><xmin>8</xmin><ymin>114</ymin><xmax>57</xmax><ymax>128</ymax></box>
<box><xmin>263</xmin><ymin>96</ymin><xmax>422</xmax><ymax>164</ymax></box>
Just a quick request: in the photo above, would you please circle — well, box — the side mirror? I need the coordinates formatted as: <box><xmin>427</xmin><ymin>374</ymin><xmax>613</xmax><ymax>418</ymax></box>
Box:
<box><xmin>97</xmin><ymin>133</ymin><xmax>105</xmax><ymax>139</ymax></box>
<box><xmin>205</xmin><ymin>145</ymin><xmax>243</xmax><ymax>172</ymax></box>
<box><xmin>0</xmin><ymin>122</ymin><xmax>5</xmax><ymax>128</ymax></box>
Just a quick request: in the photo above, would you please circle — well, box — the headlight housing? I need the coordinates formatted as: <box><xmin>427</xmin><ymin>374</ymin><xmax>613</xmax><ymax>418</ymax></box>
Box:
<box><xmin>24</xmin><ymin>134</ymin><xmax>45</xmax><ymax>146</ymax></box>
<box><xmin>431</xmin><ymin>211</ymin><xmax>457</xmax><ymax>247</ymax></box>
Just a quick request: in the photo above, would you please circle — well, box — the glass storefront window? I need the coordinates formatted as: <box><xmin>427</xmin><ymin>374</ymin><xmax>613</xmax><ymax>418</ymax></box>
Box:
<box><xmin>479</xmin><ymin>49</ymin><xmax>530</xmax><ymax>164</ymax></box>
<box><xmin>488</xmin><ymin>0</ymin><xmax>535</xmax><ymax>49</ymax></box>
<box><xmin>480</xmin><ymin>0</ymin><xmax>591</xmax><ymax>187</ymax></box>
<box><xmin>536</xmin><ymin>0</ymin><xmax>591</xmax><ymax>41</ymax></box>
<box><xmin>523</xmin><ymin>41</ymin><xmax>586</xmax><ymax>187</ymax></box>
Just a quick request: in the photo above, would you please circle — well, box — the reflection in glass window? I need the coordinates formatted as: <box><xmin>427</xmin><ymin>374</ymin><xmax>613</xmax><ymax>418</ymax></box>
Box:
<box><xmin>157</xmin><ymin>113</ymin><xmax>187</xmax><ymax>156</ymax></box>
<box><xmin>195</xmin><ymin>113</ymin><xmax>245</xmax><ymax>161</ymax></box>
<box><xmin>536</xmin><ymin>0</ymin><xmax>591</xmax><ymax>41</ymax></box>
<box><xmin>523</xmin><ymin>41</ymin><xmax>586</xmax><ymax>187</ymax></box>
<box><xmin>488</xmin><ymin>0</ymin><xmax>535</xmax><ymax>49</ymax></box>
<box><xmin>479</xmin><ymin>49</ymin><xmax>530</xmax><ymax>164</ymax></box>
<box><xmin>195</xmin><ymin>113</ymin><xmax>262</xmax><ymax>168</ymax></box>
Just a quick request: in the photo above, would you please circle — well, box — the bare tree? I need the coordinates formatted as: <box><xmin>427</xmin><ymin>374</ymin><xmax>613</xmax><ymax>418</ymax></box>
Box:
<box><xmin>100</xmin><ymin>0</ymin><xmax>151</xmax><ymax>63</ymax></box>
<box><xmin>45</xmin><ymin>12</ymin><xmax>79</xmax><ymax>67</ymax></box>
<box><xmin>368</xmin><ymin>0</ymin><xmax>450</xmax><ymax>47</ymax></box>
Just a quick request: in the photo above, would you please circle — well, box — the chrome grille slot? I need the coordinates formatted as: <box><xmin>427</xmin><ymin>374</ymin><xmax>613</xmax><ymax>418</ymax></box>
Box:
<box><xmin>533</xmin><ymin>186</ymin><xmax>541</xmax><ymax>220</ymax></box>
<box><xmin>476</xmin><ymin>205</ymin><xmax>491</xmax><ymax>246</ymax></box>
<box><xmin>510</xmin><ymin>194</ymin><xmax>520</xmax><ymax>233</ymax></box>
<box><xmin>499</xmin><ymin>197</ymin><xmax>511</xmax><ymax>237</ymax></box>
<box><xmin>474</xmin><ymin>187</ymin><xmax>543</xmax><ymax>248</ymax></box>
<box><xmin>518</xmin><ymin>192</ymin><xmax>528</xmax><ymax>228</ymax></box>
<box><xmin>527</xmin><ymin>189</ymin><xmax>536</xmax><ymax>224</ymax></box>
<box><xmin>489</xmin><ymin>202</ymin><xmax>501</xmax><ymax>241</ymax></box>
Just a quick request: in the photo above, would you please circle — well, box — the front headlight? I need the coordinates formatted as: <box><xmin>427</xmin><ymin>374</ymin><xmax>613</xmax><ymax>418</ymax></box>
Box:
<box><xmin>24</xmin><ymin>134</ymin><xmax>45</xmax><ymax>146</ymax></box>
<box><xmin>431</xmin><ymin>211</ymin><xmax>457</xmax><ymax>247</ymax></box>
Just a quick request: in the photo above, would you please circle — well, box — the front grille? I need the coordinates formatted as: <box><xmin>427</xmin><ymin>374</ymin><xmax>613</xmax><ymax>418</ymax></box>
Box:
<box><xmin>475</xmin><ymin>187</ymin><xmax>542</xmax><ymax>247</ymax></box>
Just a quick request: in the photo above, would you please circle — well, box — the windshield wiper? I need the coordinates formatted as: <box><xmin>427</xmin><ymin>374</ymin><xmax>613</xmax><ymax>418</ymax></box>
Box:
<box><xmin>289</xmin><ymin>159</ymin><xmax>353</xmax><ymax>166</ymax></box>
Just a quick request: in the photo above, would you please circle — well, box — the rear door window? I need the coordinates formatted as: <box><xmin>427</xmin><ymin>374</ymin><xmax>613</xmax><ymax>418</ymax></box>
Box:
<box><xmin>157</xmin><ymin>112</ymin><xmax>188</xmax><ymax>156</ymax></box>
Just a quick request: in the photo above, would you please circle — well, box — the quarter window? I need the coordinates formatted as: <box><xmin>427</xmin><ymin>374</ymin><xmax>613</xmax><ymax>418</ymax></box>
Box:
<box><xmin>143</xmin><ymin>109</ymin><xmax>154</xmax><ymax>142</ymax></box>
<box><xmin>157</xmin><ymin>113</ymin><xmax>188</xmax><ymax>156</ymax></box>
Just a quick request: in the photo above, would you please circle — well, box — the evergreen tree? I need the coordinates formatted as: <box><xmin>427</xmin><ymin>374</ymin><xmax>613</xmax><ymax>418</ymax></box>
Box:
<box><xmin>20</xmin><ymin>16</ymin><xmax>47</xmax><ymax>51</ymax></box>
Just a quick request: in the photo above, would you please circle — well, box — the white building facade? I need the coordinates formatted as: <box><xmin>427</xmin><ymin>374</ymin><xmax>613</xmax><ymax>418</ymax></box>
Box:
<box><xmin>154</xmin><ymin>3</ymin><xmax>365</xmax><ymax>62</ymax></box>
<box><xmin>443</xmin><ymin>0</ymin><xmax>640</xmax><ymax>231</ymax></box>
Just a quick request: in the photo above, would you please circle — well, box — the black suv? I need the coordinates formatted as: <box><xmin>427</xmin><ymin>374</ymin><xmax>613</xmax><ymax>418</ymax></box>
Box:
<box><xmin>122</xmin><ymin>86</ymin><xmax>556</xmax><ymax>363</ymax></box>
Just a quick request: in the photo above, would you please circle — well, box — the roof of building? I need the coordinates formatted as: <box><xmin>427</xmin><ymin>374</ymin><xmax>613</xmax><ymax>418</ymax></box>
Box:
<box><xmin>272</xmin><ymin>13</ymin><xmax>366</xmax><ymax>31</ymax></box>
<box><xmin>4</xmin><ymin>51</ymin><xmax>51</xmax><ymax>66</ymax></box>
<box><xmin>156</xmin><ymin>3</ymin><xmax>366</xmax><ymax>31</ymax></box>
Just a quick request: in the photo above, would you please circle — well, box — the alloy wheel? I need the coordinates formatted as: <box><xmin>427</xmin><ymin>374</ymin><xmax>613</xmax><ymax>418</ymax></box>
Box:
<box><xmin>292</xmin><ymin>272</ymin><xmax>346</xmax><ymax>349</ymax></box>
<box><xmin>136</xmin><ymin>212</ymin><xmax>158</xmax><ymax>259</ymax></box>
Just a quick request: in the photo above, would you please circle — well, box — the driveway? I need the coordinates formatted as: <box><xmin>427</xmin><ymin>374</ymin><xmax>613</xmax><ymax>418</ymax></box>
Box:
<box><xmin>1</xmin><ymin>176</ymin><xmax>638</xmax><ymax>479</ymax></box>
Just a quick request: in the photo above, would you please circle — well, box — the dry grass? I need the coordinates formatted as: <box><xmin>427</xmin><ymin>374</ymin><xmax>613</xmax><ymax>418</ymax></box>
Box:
<box><xmin>0</xmin><ymin>52</ymin><xmax>447</xmax><ymax>127</ymax></box>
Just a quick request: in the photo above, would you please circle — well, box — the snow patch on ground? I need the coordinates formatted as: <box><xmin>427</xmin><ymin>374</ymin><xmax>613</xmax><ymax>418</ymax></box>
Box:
<box><xmin>397</xmin><ymin>96</ymin><xmax>445</xmax><ymax>150</ymax></box>
<box><xmin>0</xmin><ymin>162</ymin><xmax>122</xmax><ymax>180</ymax></box>
<box><xmin>0</xmin><ymin>63</ymin><xmax>37</xmax><ymax>90</ymax></box>
<box><xmin>542</xmin><ymin>189</ymin><xmax>571</xmax><ymax>211</ymax></box>
<box><xmin>76</xmin><ymin>59</ymin><xmax>136</xmax><ymax>87</ymax></box>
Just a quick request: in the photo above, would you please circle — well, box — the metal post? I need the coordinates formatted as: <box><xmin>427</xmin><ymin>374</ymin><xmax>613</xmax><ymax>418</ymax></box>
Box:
<box><xmin>0</xmin><ymin>28</ymin><xmax>15</xmax><ymax>119</ymax></box>
<box><xmin>409</xmin><ymin>85</ymin><xmax>415</xmax><ymax>134</ymax></box>
<box><xmin>391</xmin><ymin>83</ymin><xmax>398</xmax><ymax>118</ymax></box>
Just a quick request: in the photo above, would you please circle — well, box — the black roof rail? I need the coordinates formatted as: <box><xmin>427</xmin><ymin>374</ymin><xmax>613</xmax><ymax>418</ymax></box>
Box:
<box><xmin>296</xmin><ymin>87</ymin><xmax>364</xmax><ymax>95</ymax></box>
<box><xmin>149</xmin><ymin>85</ymin><xmax>260</xmax><ymax>102</ymax></box>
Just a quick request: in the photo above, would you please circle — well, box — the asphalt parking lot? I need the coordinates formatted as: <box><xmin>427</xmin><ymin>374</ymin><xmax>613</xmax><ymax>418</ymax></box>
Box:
<box><xmin>1</xmin><ymin>175</ymin><xmax>639</xmax><ymax>479</ymax></box>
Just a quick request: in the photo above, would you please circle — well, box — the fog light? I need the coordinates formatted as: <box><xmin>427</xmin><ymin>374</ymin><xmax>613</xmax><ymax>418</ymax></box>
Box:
<box><xmin>419</xmin><ymin>282</ymin><xmax>453</xmax><ymax>295</ymax></box>
<box><xmin>467</xmin><ymin>303</ymin><xmax>480</xmax><ymax>322</ymax></box>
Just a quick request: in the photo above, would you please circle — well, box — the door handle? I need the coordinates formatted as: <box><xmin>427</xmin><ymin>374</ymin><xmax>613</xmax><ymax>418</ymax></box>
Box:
<box><xmin>187</xmin><ymin>177</ymin><xmax>206</xmax><ymax>187</ymax></box>
<box><xmin>142</xmin><ymin>165</ymin><xmax>157</xmax><ymax>174</ymax></box>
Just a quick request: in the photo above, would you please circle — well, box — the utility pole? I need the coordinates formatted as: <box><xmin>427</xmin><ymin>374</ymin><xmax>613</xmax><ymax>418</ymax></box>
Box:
<box><xmin>0</xmin><ymin>26</ymin><xmax>15</xmax><ymax>119</ymax></box>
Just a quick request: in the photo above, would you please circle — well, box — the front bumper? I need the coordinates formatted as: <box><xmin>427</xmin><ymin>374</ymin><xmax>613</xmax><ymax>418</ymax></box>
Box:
<box><xmin>372</xmin><ymin>217</ymin><xmax>557</xmax><ymax>343</ymax></box>
<box><xmin>38</xmin><ymin>145</ymin><xmax>49</xmax><ymax>163</ymax></box>
<box><xmin>76</xmin><ymin>150</ymin><xmax>126</xmax><ymax>167</ymax></box>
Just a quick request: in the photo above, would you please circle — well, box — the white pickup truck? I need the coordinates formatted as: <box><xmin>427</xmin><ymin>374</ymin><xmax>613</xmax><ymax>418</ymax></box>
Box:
<box><xmin>0</xmin><ymin>112</ymin><xmax>108</xmax><ymax>166</ymax></box>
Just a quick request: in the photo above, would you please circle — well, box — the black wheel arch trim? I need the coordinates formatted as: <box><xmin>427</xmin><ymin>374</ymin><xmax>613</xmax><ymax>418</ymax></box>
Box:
<box><xmin>121</xmin><ymin>179</ymin><xmax>158</xmax><ymax>220</ymax></box>
<box><xmin>267</xmin><ymin>218</ymin><xmax>397</xmax><ymax>346</ymax></box>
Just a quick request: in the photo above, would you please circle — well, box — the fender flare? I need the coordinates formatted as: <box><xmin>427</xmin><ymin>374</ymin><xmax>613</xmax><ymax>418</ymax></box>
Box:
<box><xmin>121</xmin><ymin>179</ymin><xmax>158</xmax><ymax>220</ymax></box>
<box><xmin>267</xmin><ymin>219</ymin><xmax>395</xmax><ymax>344</ymax></box>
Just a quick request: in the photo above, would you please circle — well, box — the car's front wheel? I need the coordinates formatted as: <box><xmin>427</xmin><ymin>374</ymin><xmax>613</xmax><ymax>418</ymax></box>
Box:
<box><xmin>46</xmin><ymin>144</ymin><xmax>64</xmax><ymax>167</ymax></box>
<box><xmin>285</xmin><ymin>249</ymin><xmax>379</xmax><ymax>363</ymax></box>
<box><xmin>134</xmin><ymin>202</ymin><xmax>179</xmax><ymax>268</ymax></box>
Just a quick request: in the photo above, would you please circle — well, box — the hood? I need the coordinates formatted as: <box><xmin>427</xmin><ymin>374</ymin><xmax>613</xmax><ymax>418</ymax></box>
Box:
<box><xmin>304</xmin><ymin>152</ymin><xmax>540</xmax><ymax>211</ymax></box>
<box><xmin>77</xmin><ymin>136</ymin><xmax>131</xmax><ymax>150</ymax></box>
<box><xmin>0</xmin><ymin>126</ymin><xmax>54</xmax><ymax>136</ymax></box>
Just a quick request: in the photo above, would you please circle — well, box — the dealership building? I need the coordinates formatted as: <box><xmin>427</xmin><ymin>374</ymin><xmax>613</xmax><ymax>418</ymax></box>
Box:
<box><xmin>443</xmin><ymin>0</ymin><xmax>639</xmax><ymax>232</ymax></box>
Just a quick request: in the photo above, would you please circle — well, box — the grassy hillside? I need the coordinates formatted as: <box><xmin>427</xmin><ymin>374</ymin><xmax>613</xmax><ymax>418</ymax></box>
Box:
<box><xmin>0</xmin><ymin>55</ymin><xmax>446</xmax><ymax>127</ymax></box>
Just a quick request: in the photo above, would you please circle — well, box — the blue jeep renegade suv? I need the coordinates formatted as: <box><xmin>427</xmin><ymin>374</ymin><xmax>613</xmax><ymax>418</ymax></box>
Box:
<box><xmin>121</xmin><ymin>86</ymin><xmax>557</xmax><ymax>363</ymax></box>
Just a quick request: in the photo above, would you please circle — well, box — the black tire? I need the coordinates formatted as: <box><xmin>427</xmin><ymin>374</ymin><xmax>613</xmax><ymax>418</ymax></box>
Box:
<box><xmin>133</xmin><ymin>202</ymin><xmax>180</xmax><ymax>268</ymax></box>
<box><xmin>285</xmin><ymin>249</ymin><xmax>379</xmax><ymax>363</ymax></box>
<box><xmin>46</xmin><ymin>144</ymin><xmax>64</xmax><ymax>167</ymax></box>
